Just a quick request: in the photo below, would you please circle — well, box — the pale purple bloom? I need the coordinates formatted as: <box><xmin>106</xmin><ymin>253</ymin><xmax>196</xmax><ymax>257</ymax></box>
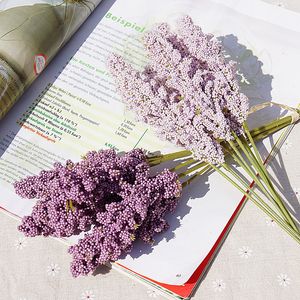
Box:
<box><xmin>108</xmin><ymin>16</ymin><xmax>249</xmax><ymax>164</ymax></box>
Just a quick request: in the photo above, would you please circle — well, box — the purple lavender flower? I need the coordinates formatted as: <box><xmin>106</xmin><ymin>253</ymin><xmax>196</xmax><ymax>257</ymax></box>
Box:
<box><xmin>15</xmin><ymin>149</ymin><xmax>147</xmax><ymax>237</ymax></box>
<box><xmin>15</xmin><ymin>149</ymin><xmax>182</xmax><ymax>277</ymax></box>
<box><xmin>108</xmin><ymin>16</ymin><xmax>249</xmax><ymax>164</ymax></box>
<box><xmin>68</xmin><ymin>168</ymin><xmax>181</xmax><ymax>277</ymax></box>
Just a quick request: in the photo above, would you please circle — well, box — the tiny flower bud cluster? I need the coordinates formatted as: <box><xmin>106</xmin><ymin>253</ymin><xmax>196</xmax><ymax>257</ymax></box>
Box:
<box><xmin>14</xmin><ymin>149</ymin><xmax>181</xmax><ymax>277</ymax></box>
<box><xmin>108</xmin><ymin>16</ymin><xmax>249</xmax><ymax>164</ymax></box>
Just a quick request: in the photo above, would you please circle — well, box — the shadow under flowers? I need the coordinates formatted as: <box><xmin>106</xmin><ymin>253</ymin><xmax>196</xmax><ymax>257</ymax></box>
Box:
<box><xmin>219</xmin><ymin>34</ymin><xmax>283</xmax><ymax>127</ymax></box>
<box><xmin>220</xmin><ymin>35</ymin><xmax>300</xmax><ymax>220</ymax></box>
<box><xmin>126</xmin><ymin>167</ymin><xmax>211</xmax><ymax>259</ymax></box>
<box><xmin>219</xmin><ymin>34</ymin><xmax>273</xmax><ymax>105</ymax></box>
<box><xmin>261</xmin><ymin>135</ymin><xmax>300</xmax><ymax>224</ymax></box>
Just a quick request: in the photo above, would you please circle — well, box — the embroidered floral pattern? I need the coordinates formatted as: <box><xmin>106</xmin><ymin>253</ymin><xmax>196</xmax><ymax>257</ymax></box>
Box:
<box><xmin>46</xmin><ymin>263</ymin><xmax>60</xmax><ymax>277</ymax></box>
<box><xmin>81</xmin><ymin>290</ymin><xmax>96</xmax><ymax>300</ymax></box>
<box><xmin>14</xmin><ymin>237</ymin><xmax>27</xmax><ymax>250</ymax></box>
<box><xmin>277</xmin><ymin>274</ymin><xmax>291</xmax><ymax>287</ymax></box>
<box><xmin>238</xmin><ymin>246</ymin><xmax>253</xmax><ymax>259</ymax></box>
<box><xmin>212</xmin><ymin>279</ymin><xmax>226</xmax><ymax>292</ymax></box>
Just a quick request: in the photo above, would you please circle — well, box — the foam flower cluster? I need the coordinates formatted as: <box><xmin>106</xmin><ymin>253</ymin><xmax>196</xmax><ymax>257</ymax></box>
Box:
<box><xmin>108</xmin><ymin>16</ymin><xmax>249</xmax><ymax>164</ymax></box>
<box><xmin>15</xmin><ymin>149</ymin><xmax>145</xmax><ymax>237</ymax></box>
<box><xmin>14</xmin><ymin>149</ymin><xmax>181</xmax><ymax>276</ymax></box>
<box><xmin>69</xmin><ymin>167</ymin><xmax>181</xmax><ymax>277</ymax></box>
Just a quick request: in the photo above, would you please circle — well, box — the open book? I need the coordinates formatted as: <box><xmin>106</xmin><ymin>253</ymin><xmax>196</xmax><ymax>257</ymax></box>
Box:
<box><xmin>1</xmin><ymin>0</ymin><xmax>300</xmax><ymax>299</ymax></box>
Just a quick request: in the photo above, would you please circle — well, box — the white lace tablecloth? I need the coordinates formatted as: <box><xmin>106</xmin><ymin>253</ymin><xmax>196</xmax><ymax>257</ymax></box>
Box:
<box><xmin>1</xmin><ymin>1</ymin><xmax>300</xmax><ymax>299</ymax></box>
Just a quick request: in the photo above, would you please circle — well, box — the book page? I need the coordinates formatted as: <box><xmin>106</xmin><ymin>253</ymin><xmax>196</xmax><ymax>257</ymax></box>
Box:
<box><xmin>0</xmin><ymin>0</ymin><xmax>300</xmax><ymax>285</ymax></box>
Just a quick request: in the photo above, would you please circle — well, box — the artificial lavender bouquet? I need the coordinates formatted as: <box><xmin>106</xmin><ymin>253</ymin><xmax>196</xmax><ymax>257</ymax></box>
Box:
<box><xmin>15</xmin><ymin>16</ymin><xmax>300</xmax><ymax>278</ymax></box>
<box><xmin>108</xmin><ymin>16</ymin><xmax>300</xmax><ymax>243</ymax></box>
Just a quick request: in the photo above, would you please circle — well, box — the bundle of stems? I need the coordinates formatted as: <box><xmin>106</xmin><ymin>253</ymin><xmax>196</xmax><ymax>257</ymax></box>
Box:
<box><xmin>147</xmin><ymin>114</ymin><xmax>300</xmax><ymax>244</ymax></box>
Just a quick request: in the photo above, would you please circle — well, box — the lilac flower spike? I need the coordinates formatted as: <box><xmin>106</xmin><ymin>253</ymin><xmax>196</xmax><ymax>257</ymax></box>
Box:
<box><xmin>15</xmin><ymin>149</ymin><xmax>147</xmax><ymax>238</ymax></box>
<box><xmin>68</xmin><ymin>168</ymin><xmax>181</xmax><ymax>277</ymax></box>
<box><xmin>108</xmin><ymin>16</ymin><xmax>249</xmax><ymax>164</ymax></box>
<box><xmin>15</xmin><ymin>149</ymin><xmax>181</xmax><ymax>277</ymax></box>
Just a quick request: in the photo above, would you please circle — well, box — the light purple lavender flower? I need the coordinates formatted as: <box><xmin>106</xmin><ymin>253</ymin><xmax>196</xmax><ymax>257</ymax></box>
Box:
<box><xmin>108</xmin><ymin>16</ymin><xmax>249</xmax><ymax>164</ymax></box>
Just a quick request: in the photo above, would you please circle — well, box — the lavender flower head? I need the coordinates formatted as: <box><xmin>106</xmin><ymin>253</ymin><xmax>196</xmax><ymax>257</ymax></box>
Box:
<box><xmin>14</xmin><ymin>149</ymin><xmax>181</xmax><ymax>277</ymax></box>
<box><xmin>15</xmin><ymin>149</ymin><xmax>147</xmax><ymax>237</ymax></box>
<box><xmin>68</xmin><ymin>168</ymin><xmax>181</xmax><ymax>277</ymax></box>
<box><xmin>108</xmin><ymin>16</ymin><xmax>249</xmax><ymax>164</ymax></box>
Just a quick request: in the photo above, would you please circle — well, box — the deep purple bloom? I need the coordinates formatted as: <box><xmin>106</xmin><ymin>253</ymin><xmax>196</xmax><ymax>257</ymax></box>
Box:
<box><xmin>68</xmin><ymin>168</ymin><xmax>181</xmax><ymax>277</ymax></box>
<box><xmin>15</xmin><ymin>149</ymin><xmax>181</xmax><ymax>277</ymax></box>
<box><xmin>15</xmin><ymin>149</ymin><xmax>148</xmax><ymax>237</ymax></box>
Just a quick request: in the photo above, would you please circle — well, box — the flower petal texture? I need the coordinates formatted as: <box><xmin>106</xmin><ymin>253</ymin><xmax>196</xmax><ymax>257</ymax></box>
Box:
<box><xmin>108</xmin><ymin>16</ymin><xmax>249</xmax><ymax>164</ymax></box>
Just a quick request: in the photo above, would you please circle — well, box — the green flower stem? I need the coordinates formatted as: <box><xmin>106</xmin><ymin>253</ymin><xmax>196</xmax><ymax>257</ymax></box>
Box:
<box><xmin>174</xmin><ymin>115</ymin><xmax>298</xmax><ymax>186</ymax></box>
<box><xmin>249</xmin><ymin>116</ymin><xmax>293</xmax><ymax>138</ymax></box>
<box><xmin>148</xmin><ymin>150</ymin><xmax>191</xmax><ymax>166</ymax></box>
<box><xmin>250</xmin><ymin>121</ymin><xmax>289</xmax><ymax>142</ymax></box>
<box><xmin>181</xmin><ymin>165</ymin><xmax>212</xmax><ymax>188</ymax></box>
<box><xmin>243</xmin><ymin>122</ymin><xmax>264</xmax><ymax>164</ymax></box>
<box><xmin>239</xmin><ymin>133</ymin><xmax>280</xmax><ymax>191</ymax></box>
<box><xmin>167</xmin><ymin>116</ymin><xmax>298</xmax><ymax>206</ymax></box>
<box><xmin>234</xmin><ymin>131</ymin><xmax>299</xmax><ymax>233</ymax></box>
<box><xmin>209</xmin><ymin>163</ymin><xmax>300</xmax><ymax>244</ymax></box>
<box><xmin>221</xmin><ymin>162</ymin><xmax>287</xmax><ymax>224</ymax></box>
<box><xmin>170</xmin><ymin>158</ymin><xmax>197</xmax><ymax>171</ymax></box>
<box><xmin>243</xmin><ymin>123</ymin><xmax>299</xmax><ymax>233</ymax></box>
<box><xmin>227</xmin><ymin>136</ymin><xmax>291</xmax><ymax>225</ymax></box>
<box><xmin>226</xmin><ymin>139</ymin><xmax>276</xmax><ymax>205</ymax></box>
<box><xmin>221</xmin><ymin>162</ymin><xmax>300</xmax><ymax>240</ymax></box>
<box><xmin>148</xmin><ymin>114</ymin><xmax>296</xmax><ymax>167</ymax></box>
<box><xmin>178</xmin><ymin>162</ymin><xmax>208</xmax><ymax>178</ymax></box>
<box><xmin>170</xmin><ymin>119</ymin><xmax>291</xmax><ymax>177</ymax></box>
<box><xmin>235</xmin><ymin>131</ymin><xmax>291</xmax><ymax>224</ymax></box>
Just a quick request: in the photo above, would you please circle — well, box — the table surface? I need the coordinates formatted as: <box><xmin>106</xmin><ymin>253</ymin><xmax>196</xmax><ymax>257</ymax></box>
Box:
<box><xmin>1</xmin><ymin>1</ymin><xmax>300</xmax><ymax>299</ymax></box>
